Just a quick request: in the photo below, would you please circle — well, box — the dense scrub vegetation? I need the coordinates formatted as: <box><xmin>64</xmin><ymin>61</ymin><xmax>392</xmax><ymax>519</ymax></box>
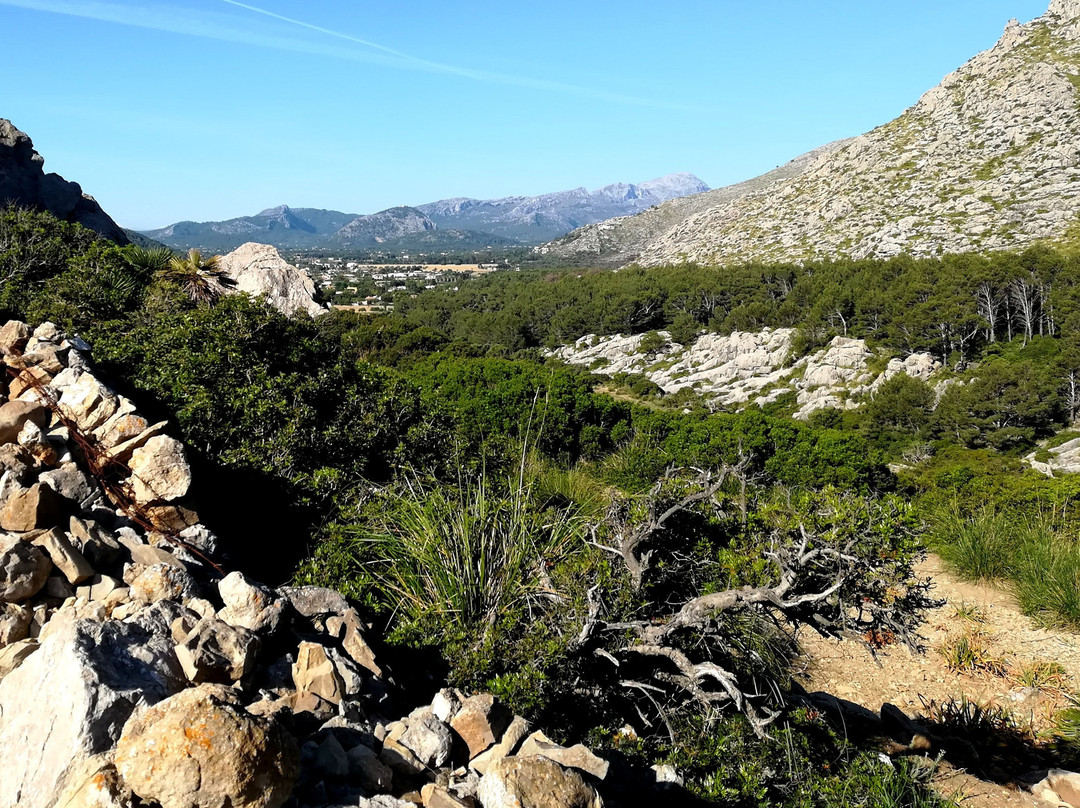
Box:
<box><xmin>6</xmin><ymin>204</ymin><xmax>1080</xmax><ymax>805</ymax></box>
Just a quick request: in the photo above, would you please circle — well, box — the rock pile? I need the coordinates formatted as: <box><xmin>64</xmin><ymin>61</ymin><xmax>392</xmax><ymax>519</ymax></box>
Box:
<box><xmin>0</xmin><ymin>319</ymin><xmax>621</xmax><ymax>808</ymax></box>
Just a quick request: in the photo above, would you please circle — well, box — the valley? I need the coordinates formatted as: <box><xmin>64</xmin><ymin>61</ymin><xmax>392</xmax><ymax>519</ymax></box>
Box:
<box><xmin>5</xmin><ymin>1</ymin><xmax>1080</xmax><ymax>807</ymax></box>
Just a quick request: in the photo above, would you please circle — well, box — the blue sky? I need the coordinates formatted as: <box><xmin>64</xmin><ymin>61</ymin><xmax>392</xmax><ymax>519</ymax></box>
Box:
<box><xmin>0</xmin><ymin>0</ymin><xmax>1052</xmax><ymax>230</ymax></box>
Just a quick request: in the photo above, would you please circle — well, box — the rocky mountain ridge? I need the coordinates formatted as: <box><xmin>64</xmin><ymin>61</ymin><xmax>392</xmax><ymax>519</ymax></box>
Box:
<box><xmin>140</xmin><ymin>174</ymin><xmax>709</xmax><ymax>253</ymax></box>
<box><xmin>544</xmin><ymin>0</ymin><xmax>1080</xmax><ymax>267</ymax></box>
<box><xmin>0</xmin><ymin>119</ymin><xmax>128</xmax><ymax>244</ymax></box>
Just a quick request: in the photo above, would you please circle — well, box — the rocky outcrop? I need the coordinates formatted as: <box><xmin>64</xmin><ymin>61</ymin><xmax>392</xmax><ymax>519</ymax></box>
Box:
<box><xmin>545</xmin><ymin>0</ymin><xmax>1080</xmax><ymax>267</ymax></box>
<box><xmin>555</xmin><ymin>329</ymin><xmax>941</xmax><ymax>418</ymax></box>
<box><xmin>0</xmin><ymin>318</ymin><xmax>656</xmax><ymax>808</ymax></box>
<box><xmin>217</xmin><ymin>243</ymin><xmax>327</xmax><ymax>318</ymax></box>
<box><xmin>0</xmin><ymin>119</ymin><xmax>128</xmax><ymax>244</ymax></box>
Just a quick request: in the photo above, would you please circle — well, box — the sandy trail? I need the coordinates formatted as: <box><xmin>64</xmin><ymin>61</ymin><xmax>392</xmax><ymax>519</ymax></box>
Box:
<box><xmin>796</xmin><ymin>554</ymin><xmax>1080</xmax><ymax>807</ymax></box>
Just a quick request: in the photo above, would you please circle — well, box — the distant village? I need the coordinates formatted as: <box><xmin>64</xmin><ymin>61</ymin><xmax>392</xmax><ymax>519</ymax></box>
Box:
<box><xmin>286</xmin><ymin>254</ymin><xmax>511</xmax><ymax>311</ymax></box>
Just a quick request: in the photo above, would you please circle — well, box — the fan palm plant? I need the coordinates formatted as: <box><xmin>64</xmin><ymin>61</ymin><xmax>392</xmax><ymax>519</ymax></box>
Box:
<box><xmin>157</xmin><ymin>248</ymin><xmax>235</xmax><ymax>305</ymax></box>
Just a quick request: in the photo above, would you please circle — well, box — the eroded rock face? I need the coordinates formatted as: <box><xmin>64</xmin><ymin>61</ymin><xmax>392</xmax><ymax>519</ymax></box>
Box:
<box><xmin>217</xmin><ymin>242</ymin><xmax>327</xmax><ymax>318</ymax></box>
<box><xmin>0</xmin><ymin>618</ymin><xmax>183</xmax><ymax>808</ymax></box>
<box><xmin>556</xmin><ymin>329</ymin><xmax>941</xmax><ymax>419</ymax></box>
<box><xmin>0</xmin><ymin>119</ymin><xmax>128</xmax><ymax>244</ymax></box>
<box><xmin>115</xmin><ymin>684</ymin><xmax>300</xmax><ymax>808</ymax></box>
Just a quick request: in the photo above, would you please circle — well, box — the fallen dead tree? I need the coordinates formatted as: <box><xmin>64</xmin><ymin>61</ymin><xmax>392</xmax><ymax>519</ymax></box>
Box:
<box><xmin>572</xmin><ymin>467</ymin><xmax>937</xmax><ymax>737</ymax></box>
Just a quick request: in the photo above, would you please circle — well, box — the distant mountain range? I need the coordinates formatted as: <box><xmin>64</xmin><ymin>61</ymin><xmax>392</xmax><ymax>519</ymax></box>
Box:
<box><xmin>139</xmin><ymin>174</ymin><xmax>709</xmax><ymax>253</ymax></box>
<box><xmin>543</xmin><ymin>0</ymin><xmax>1080</xmax><ymax>267</ymax></box>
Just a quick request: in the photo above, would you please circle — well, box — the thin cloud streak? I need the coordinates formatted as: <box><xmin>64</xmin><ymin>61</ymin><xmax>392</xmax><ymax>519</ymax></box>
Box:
<box><xmin>1</xmin><ymin>0</ymin><xmax>700</xmax><ymax>111</ymax></box>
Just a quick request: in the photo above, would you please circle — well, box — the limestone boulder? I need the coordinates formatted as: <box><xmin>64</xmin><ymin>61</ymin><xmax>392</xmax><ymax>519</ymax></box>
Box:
<box><xmin>477</xmin><ymin>756</ymin><xmax>603</xmax><ymax>808</ymax></box>
<box><xmin>127</xmin><ymin>435</ymin><xmax>191</xmax><ymax>505</ymax></box>
<box><xmin>0</xmin><ymin>399</ymin><xmax>47</xmax><ymax>444</ymax></box>
<box><xmin>218</xmin><ymin>570</ymin><xmax>284</xmax><ymax>634</ymax></box>
<box><xmin>52</xmin><ymin>753</ymin><xmax>135</xmax><ymax>808</ymax></box>
<box><xmin>278</xmin><ymin>584</ymin><xmax>349</xmax><ymax>617</ymax></box>
<box><xmin>0</xmin><ymin>617</ymin><xmax>184</xmax><ymax>808</ymax></box>
<box><xmin>217</xmin><ymin>242</ymin><xmax>327</xmax><ymax>318</ymax></box>
<box><xmin>0</xmin><ymin>536</ymin><xmax>51</xmax><ymax>602</ymax></box>
<box><xmin>129</xmin><ymin>563</ymin><xmax>198</xmax><ymax>604</ymax></box>
<box><xmin>174</xmin><ymin>617</ymin><xmax>259</xmax><ymax>684</ymax></box>
<box><xmin>518</xmin><ymin>730</ymin><xmax>609</xmax><ymax>780</ymax></box>
<box><xmin>32</xmin><ymin>527</ymin><xmax>95</xmax><ymax>585</ymax></box>
<box><xmin>292</xmin><ymin>641</ymin><xmax>345</xmax><ymax>703</ymax></box>
<box><xmin>400</xmin><ymin>715</ymin><xmax>454</xmax><ymax>768</ymax></box>
<box><xmin>0</xmin><ymin>482</ymin><xmax>70</xmax><ymax>531</ymax></box>
<box><xmin>327</xmin><ymin>607</ymin><xmax>382</xmax><ymax>677</ymax></box>
<box><xmin>450</xmin><ymin>694</ymin><xmax>512</xmax><ymax>760</ymax></box>
<box><xmin>115</xmin><ymin>683</ymin><xmax>300</xmax><ymax>808</ymax></box>
<box><xmin>0</xmin><ymin>320</ymin><xmax>30</xmax><ymax>353</ymax></box>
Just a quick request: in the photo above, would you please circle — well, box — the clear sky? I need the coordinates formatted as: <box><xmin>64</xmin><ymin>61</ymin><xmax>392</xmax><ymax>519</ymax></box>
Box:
<box><xmin>0</xmin><ymin>0</ymin><xmax>1053</xmax><ymax>230</ymax></box>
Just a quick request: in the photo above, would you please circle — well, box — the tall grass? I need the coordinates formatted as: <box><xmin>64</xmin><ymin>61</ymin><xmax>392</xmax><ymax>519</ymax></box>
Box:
<box><xmin>1012</xmin><ymin>522</ymin><xmax>1080</xmax><ymax>627</ymax></box>
<box><xmin>360</xmin><ymin>477</ymin><xmax>588</xmax><ymax>630</ymax></box>
<box><xmin>927</xmin><ymin>504</ymin><xmax>1080</xmax><ymax>628</ymax></box>
<box><xmin>927</xmin><ymin>506</ymin><xmax>1014</xmax><ymax>582</ymax></box>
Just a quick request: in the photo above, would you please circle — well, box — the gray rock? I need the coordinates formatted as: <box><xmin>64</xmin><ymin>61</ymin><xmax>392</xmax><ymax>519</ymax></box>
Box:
<box><xmin>400</xmin><ymin>715</ymin><xmax>454</xmax><ymax>768</ymax></box>
<box><xmin>0</xmin><ymin>537</ymin><xmax>52</xmax><ymax>602</ymax></box>
<box><xmin>0</xmin><ymin>617</ymin><xmax>184</xmax><ymax>808</ymax></box>
<box><xmin>278</xmin><ymin>585</ymin><xmax>349</xmax><ymax>617</ymax></box>
<box><xmin>0</xmin><ymin>602</ymin><xmax>31</xmax><ymax>645</ymax></box>
<box><xmin>346</xmin><ymin>743</ymin><xmax>394</xmax><ymax>793</ymax></box>
<box><xmin>174</xmin><ymin>617</ymin><xmax>259</xmax><ymax>684</ymax></box>
<box><xmin>217</xmin><ymin>571</ymin><xmax>284</xmax><ymax>634</ymax></box>
<box><xmin>0</xmin><ymin>120</ymin><xmax>129</xmax><ymax>243</ymax></box>
<box><xmin>39</xmin><ymin>463</ymin><xmax>97</xmax><ymax>506</ymax></box>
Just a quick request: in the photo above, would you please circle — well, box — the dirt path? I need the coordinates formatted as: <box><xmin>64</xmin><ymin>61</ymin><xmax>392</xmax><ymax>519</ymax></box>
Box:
<box><xmin>796</xmin><ymin>554</ymin><xmax>1080</xmax><ymax>807</ymax></box>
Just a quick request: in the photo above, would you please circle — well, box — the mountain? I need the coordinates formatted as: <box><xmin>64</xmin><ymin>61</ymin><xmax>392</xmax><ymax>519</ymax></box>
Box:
<box><xmin>142</xmin><ymin>205</ymin><xmax>361</xmax><ymax>252</ymax></box>
<box><xmin>0</xmin><ymin>119</ymin><xmax>128</xmax><ymax>244</ymax></box>
<box><xmin>416</xmin><ymin>173</ymin><xmax>710</xmax><ymax>243</ymax></box>
<box><xmin>139</xmin><ymin>173</ymin><xmax>709</xmax><ymax>253</ymax></box>
<box><xmin>333</xmin><ymin>205</ymin><xmax>436</xmax><ymax>246</ymax></box>
<box><xmin>544</xmin><ymin>0</ymin><xmax>1080</xmax><ymax>268</ymax></box>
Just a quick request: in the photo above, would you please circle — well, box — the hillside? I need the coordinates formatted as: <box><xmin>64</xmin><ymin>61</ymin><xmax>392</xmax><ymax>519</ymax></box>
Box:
<box><xmin>544</xmin><ymin>0</ymin><xmax>1080</xmax><ymax>267</ymax></box>
<box><xmin>140</xmin><ymin>173</ymin><xmax>709</xmax><ymax>253</ymax></box>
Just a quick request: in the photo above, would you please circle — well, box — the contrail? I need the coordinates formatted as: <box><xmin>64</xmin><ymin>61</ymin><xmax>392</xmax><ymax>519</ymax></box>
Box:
<box><xmin>0</xmin><ymin>0</ymin><xmax>701</xmax><ymax>110</ymax></box>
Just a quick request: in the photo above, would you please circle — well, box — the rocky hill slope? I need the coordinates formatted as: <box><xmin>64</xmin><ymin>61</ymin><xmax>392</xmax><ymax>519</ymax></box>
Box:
<box><xmin>141</xmin><ymin>174</ymin><xmax>709</xmax><ymax>253</ymax></box>
<box><xmin>0</xmin><ymin>119</ymin><xmax>128</xmax><ymax>244</ymax></box>
<box><xmin>539</xmin><ymin>143</ymin><xmax>848</xmax><ymax>267</ymax></box>
<box><xmin>544</xmin><ymin>0</ymin><xmax>1080</xmax><ymax>267</ymax></box>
